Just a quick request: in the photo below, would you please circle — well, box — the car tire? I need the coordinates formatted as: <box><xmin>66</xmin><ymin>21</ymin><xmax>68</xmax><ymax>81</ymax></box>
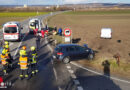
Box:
<box><xmin>63</xmin><ymin>57</ymin><xmax>70</xmax><ymax>64</ymax></box>
<box><xmin>17</xmin><ymin>36</ymin><xmax>21</xmax><ymax>42</ymax></box>
<box><xmin>88</xmin><ymin>54</ymin><xmax>94</xmax><ymax>60</ymax></box>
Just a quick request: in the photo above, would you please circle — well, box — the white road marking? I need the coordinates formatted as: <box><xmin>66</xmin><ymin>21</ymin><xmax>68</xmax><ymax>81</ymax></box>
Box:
<box><xmin>77</xmin><ymin>86</ymin><xmax>84</xmax><ymax>90</ymax></box>
<box><xmin>52</xmin><ymin>64</ymin><xmax>58</xmax><ymax>80</ymax></box>
<box><xmin>13</xmin><ymin>33</ymin><xmax>28</xmax><ymax>57</ymax></box>
<box><xmin>68</xmin><ymin>70</ymin><xmax>74</xmax><ymax>74</ymax></box>
<box><xmin>71</xmin><ymin>62</ymin><xmax>130</xmax><ymax>84</ymax></box>
<box><xmin>66</xmin><ymin>65</ymin><xmax>71</xmax><ymax>69</ymax></box>
<box><xmin>43</xmin><ymin>21</ymin><xmax>62</xmax><ymax>90</ymax></box>
<box><xmin>71</xmin><ymin>74</ymin><xmax>77</xmax><ymax>79</ymax></box>
<box><xmin>65</xmin><ymin>64</ymin><xmax>84</xmax><ymax>90</ymax></box>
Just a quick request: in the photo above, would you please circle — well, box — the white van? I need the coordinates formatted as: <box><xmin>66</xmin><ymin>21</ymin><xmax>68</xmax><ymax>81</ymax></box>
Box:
<box><xmin>28</xmin><ymin>18</ymin><xmax>41</xmax><ymax>33</ymax></box>
<box><xmin>100</xmin><ymin>28</ymin><xmax>112</xmax><ymax>39</ymax></box>
<box><xmin>3</xmin><ymin>21</ymin><xmax>22</xmax><ymax>41</ymax></box>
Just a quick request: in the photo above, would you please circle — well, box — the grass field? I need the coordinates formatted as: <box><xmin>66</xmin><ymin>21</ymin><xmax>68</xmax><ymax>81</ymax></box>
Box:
<box><xmin>48</xmin><ymin>10</ymin><xmax>130</xmax><ymax>78</ymax></box>
<box><xmin>0</xmin><ymin>12</ymin><xmax>49</xmax><ymax>28</ymax></box>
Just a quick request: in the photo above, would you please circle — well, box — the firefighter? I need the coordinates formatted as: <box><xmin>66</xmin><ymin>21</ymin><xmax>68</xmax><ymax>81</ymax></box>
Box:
<box><xmin>4</xmin><ymin>45</ymin><xmax>13</xmax><ymax>66</ymax></box>
<box><xmin>30</xmin><ymin>46</ymin><xmax>38</xmax><ymax>76</ymax></box>
<box><xmin>18</xmin><ymin>46</ymin><xmax>29</xmax><ymax>79</ymax></box>
<box><xmin>3</xmin><ymin>41</ymin><xmax>9</xmax><ymax>48</ymax></box>
<box><xmin>1</xmin><ymin>49</ymin><xmax>9</xmax><ymax>75</ymax></box>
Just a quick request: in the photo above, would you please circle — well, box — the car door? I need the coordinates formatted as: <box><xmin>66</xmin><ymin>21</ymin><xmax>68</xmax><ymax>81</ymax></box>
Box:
<box><xmin>66</xmin><ymin>46</ymin><xmax>76</xmax><ymax>60</ymax></box>
<box><xmin>75</xmin><ymin>46</ymin><xmax>87</xmax><ymax>59</ymax></box>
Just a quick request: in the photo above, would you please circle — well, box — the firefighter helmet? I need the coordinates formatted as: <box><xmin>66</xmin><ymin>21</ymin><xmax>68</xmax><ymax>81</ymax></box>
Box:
<box><xmin>22</xmin><ymin>46</ymin><xmax>26</xmax><ymax>50</ymax></box>
<box><xmin>4</xmin><ymin>41</ymin><xmax>9</xmax><ymax>45</ymax></box>
<box><xmin>31</xmin><ymin>46</ymin><xmax>35</xmax><ymax>51</ymax></box>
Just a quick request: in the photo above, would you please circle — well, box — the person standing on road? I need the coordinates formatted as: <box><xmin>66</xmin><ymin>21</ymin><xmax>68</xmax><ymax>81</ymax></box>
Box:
<box><xmin>18</xmin><ymin>46</ymin><xmax>29</xmax><ymax>79</ymax></box>
<box><xmin>4</xmin><ymin>41</ymin><xmax>13</xmax><ymax>61</ymax></box>
<box><xmin>30</xmin><ymin>46</ymin><xmax>38</xmax><ymax>76</ymax></box>
<box><xmin>4</xmin><ymin>45</ymin><xmax>13</xmax><ymax>67</ymax></box>
<box><xmin>36</xmin><ymin>34</ymin><xmax>41</xmax><ymax>51</ymax></box>
<box><xmin>1</xmin><ymin>49</ymin><xmax>9</xmax><ymax>75</ymax></box>
<box><xmin>3</xmin><ymin>41</ymin><xmax>9</xmax><ymax>48</ymax></box>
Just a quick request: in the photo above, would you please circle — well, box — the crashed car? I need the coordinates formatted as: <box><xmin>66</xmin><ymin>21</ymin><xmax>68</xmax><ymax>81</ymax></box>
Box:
<box><xmin>52</xmin><ymin>44</ymin><xmax>94</xmax><ymax>64</ymax></box>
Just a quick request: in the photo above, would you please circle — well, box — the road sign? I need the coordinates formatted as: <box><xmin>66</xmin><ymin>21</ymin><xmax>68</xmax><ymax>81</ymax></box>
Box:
<box><xmin>65</xmin><ymin>37</ymin><xmax>71</xmax><ymax>42</ymax></box>
<box><xmin>64</xmin><ymin>28</ymin><xmax>71</xmax><ymax>37</ymax></box>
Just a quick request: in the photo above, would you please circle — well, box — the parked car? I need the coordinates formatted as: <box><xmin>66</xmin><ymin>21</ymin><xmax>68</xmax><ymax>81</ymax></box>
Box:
<box><xmin>3</xmin><ymin>21</ymin><xmax>23</xmax><ymax>41</ymax></box>
<box><xmin>52</xmin><ymin>44</ymin><xmax>94</xmax><ymax>64</ymax></box>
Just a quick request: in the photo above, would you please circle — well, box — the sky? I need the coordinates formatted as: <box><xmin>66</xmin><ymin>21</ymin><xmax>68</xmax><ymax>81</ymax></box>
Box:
<box><xmin>0</xmin><ymin>0</ymin><xmax>130</xmax><ymax>5</ymax></box>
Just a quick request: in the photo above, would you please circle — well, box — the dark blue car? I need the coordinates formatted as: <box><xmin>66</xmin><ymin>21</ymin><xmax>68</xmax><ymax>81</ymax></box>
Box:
<box><xmin>52</xmin><ymin>44</ymin><xmax>94</xmax><ymax>64</ymax></box>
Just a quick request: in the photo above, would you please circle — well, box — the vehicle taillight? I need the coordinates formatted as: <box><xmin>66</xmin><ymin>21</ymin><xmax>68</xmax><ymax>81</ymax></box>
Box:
<box><xmin>57</xmin><ymin>52</ymin><xmax>63</xmax><ymax>55</ymax></box>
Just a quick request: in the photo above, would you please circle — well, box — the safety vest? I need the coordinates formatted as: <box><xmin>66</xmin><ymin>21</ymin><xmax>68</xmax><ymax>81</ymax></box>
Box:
<box><xmin>5</xmin><ymin>48</ymin><xmax>10</xmax><ymax>54</ymax></box>
<box><xmin>1</xmin><ymin>54</ymin><xmax>8</xmax><ymax>65</ymax></box>
<box><xmin>31</xmin><ymin>53</ymin><xmax>37</xmax><ymax>64</ymax></box>
<box><xmin>19</xmin><ymin>57</ymin><xmax>28</xmax><ymax>69</ymax></box>
<box><xmin>20</xmin><ymin>50</ymin><xmax>27</xmax><ymax>57</ymax></box>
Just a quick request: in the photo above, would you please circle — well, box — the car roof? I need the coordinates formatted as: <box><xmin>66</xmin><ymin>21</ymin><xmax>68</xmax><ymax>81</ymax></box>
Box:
<box><xmin>57</xmin><ymin>44</ymin><xmax>80</xmax><ymax>48</ymax></box>
<box><xmin>29</xmin><ymin>18</ymin><xmax>39</xmax><ymax>22</ymax></box>
<box><xmin>3</xmin><ymin>21</ymin><xmax>20</xmax><ymax>27</ymax></box>
<box><xmin>4</xmin><ymin>21</ymin><xmax>20</xmax><ymax>25</ymax></box>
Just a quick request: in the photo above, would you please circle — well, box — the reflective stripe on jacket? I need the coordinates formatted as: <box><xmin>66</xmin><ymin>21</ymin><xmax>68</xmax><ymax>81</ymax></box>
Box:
<box><xmin>30</xmin><ymin>50</ymin><xmax>37</xmax><ymax>64</ymax></box>
<box><xmin>19</xmin><ymin>57</ymin><xmax>28</xmax><ymax>69</ymax></box>
<box><xmin>31</xmin><ymin>55</ymin><xmax>37</xmax><ymax>64</ymax></box>
<box><xmin>1</xmin><ymin>54</ymin><xmax>8</xmax><ymax>65</ymax></box>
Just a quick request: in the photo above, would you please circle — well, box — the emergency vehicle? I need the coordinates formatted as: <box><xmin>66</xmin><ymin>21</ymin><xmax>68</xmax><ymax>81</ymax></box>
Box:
<box><xmin>28</xmin><ymin>18</ymin><xmax>41</xmax><ymax>33</ymax></box>
<box><xmin>3</xmin><ymin>21</ymin><xmax>22</xmax><ymax>41</ymax></box>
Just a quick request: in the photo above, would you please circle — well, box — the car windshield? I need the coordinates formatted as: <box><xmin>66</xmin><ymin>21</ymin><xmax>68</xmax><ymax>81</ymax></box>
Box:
<box><xmin>30</xmin><ymin>22</ymin><xmax>35</xmax><ymax>26</ymax></box>
<box><xmin>4</xmin><ymin>27</ymin><xmax>17</xmax><ymax>33</ymax></box>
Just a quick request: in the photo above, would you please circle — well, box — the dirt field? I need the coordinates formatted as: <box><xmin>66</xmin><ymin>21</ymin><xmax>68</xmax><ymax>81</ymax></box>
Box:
<box><xmin>48</xmin><ymin>11</ymin><xmax>130</xmax><ymax>78</ymax></box>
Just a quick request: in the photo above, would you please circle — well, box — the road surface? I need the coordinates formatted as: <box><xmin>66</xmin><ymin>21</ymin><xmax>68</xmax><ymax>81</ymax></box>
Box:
<box><xmin>0</xmin><ymin>12</ymin><xmax>130</xmax><ymax>90</ymax></box>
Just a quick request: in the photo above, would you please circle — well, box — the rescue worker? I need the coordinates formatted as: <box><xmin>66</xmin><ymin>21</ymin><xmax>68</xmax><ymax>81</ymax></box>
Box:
<box><xmin>58</xmin><ymin>27</ymin><xmax>62</xmax><ymax>36</ymax></box>
<box><xmin>30</xmin><ymin>46</ymin><xmax>38</xmax><ymax>76</ymax></box>
<box><xmin>1</xmin><ymin>49</ymin><xmax>9</xmax><ymax>75</ymax></box>
<box><xmin>5</xmin><ymin>45</ymin><xmax>13</xmax><ymax>63</ymax></box>
<box><xmin>3</xmin><ymin>41</ymin><xmax>9</xmax><ymax>48</ymax></box>
<box><xmin>36</xmin><ymin>34</ymin><xmax>41</xmax><ymax>51</ymax></box>
<box><xmin>18</xmin><ymin>46</ymin><xmax>29</xmax><ymax>79</ymax></box>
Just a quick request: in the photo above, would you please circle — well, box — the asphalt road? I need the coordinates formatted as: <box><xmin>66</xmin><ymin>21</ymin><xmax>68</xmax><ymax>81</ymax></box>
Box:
<box><xmin>0</xmin><ymin>12</ymin><xmax>130</xmax><ymax>90</ymax></box>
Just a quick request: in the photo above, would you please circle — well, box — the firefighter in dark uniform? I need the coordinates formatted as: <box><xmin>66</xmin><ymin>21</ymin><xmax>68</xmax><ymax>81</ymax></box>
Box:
<box><xmin>30</xmin><ymin>46</ymin><xmax>38</xmax><ymax>76</ymax></box>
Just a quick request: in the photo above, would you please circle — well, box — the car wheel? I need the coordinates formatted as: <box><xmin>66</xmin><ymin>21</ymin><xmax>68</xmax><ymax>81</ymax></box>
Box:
<box><xmin>17</xmin><ymin>36</ymin><xmax>21</xmax><ymax>42</ymax></box>
<box><xmin>88</xmin><ymin>54</ymin><xmax>94</xmax><ymax>60</ymax></box>
<box><xmin>63</xmin><ymin>57</ymin><xmax>70</xmax><ymax>64</ymax></box>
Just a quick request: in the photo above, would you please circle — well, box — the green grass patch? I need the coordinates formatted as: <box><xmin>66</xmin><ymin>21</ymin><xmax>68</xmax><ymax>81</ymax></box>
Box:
<box><xmin>52</xmin><ymin>35</ymin><xmax>63</xmax><ymax>44</ymax></box>
<box><xmin>64</xmin><ymin>10</ymin><xmax>130</xmax><ymax>15</ymax></box>
<box><xmin>0</xmin><ymin>12</ymin><xmax>49</xmax><ymax>28</ymax></box>
<box><xmin>0</xmin><ymin>12</ymin><xmax>49</xmax><ymax>17</ymax></box>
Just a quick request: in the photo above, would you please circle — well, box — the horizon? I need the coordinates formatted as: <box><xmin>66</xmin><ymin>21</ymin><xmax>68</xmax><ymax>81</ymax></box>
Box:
<box><xmin>0</xmin><ymin>0</ymin><xmax>130</xmax><ymax>5</ymax></box>
<box><xmin>0</xmin><ymin>3</ymin><xmax>130</xmax><ymax>6</ymax></box>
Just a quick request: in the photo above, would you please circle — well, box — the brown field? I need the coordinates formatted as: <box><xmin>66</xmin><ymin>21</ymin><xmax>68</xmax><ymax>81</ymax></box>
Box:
<box><xmin>48</xmin><ymin>11</ymin><xmax>130</xmax><ymax>78</ymax></box>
